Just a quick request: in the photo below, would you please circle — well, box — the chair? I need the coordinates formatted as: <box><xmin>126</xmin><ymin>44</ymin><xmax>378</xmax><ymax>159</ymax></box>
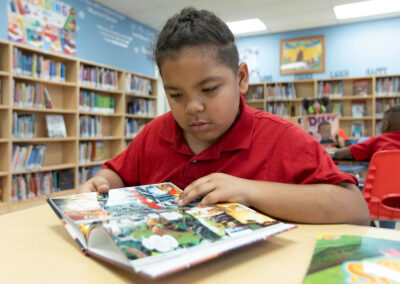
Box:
<box><xmin>362</xmin><ymin>150</ymin><xmax>400</xmax><ymax>222</ymax></box>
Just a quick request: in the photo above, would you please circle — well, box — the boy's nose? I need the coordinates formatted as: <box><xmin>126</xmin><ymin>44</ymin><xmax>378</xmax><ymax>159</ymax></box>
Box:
<box><xmin>186</xmin><ymin>98</ymin><xmax>205</xmax><ymax>113</ymax></box>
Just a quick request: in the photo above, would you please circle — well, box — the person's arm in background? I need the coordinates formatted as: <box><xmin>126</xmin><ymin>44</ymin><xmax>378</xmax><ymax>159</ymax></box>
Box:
<box><xmin>334</xmin><ymin>147</ymin><xmax>354</xmax><ymax>160</ymax></box>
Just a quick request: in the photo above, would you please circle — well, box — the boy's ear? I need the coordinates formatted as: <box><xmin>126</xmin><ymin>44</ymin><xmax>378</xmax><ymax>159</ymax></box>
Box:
<box><xmin>237</xmin><ymin>62</ymin><xmax>249</xmax><ymax>95</ymax></box>
<box><xmin>381</xmin><ymin>117</ymin><xmax>390</xmax><ymax>133</ymax></box>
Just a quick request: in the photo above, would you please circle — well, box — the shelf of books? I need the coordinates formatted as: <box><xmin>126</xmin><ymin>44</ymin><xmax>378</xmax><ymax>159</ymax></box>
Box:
<box><xmin>124</xmin><ymin>72</ymin><xmax>158</xmax><ymax>147</ymax></box>
<box><xmin>0</xmin><ymin>40</ymin><xmax>158</xmax><ymax>213</ymax></box>
<box><xmin>248</xmin><ymin>75</ymin><xmax>400</xmax><ymax>140</ymax></box>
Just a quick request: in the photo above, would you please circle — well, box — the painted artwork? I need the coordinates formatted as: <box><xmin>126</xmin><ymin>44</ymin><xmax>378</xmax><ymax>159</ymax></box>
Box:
<box><xmin>280</xmin><ymin>35</ymin><xmax>325</xmax><ymax>75</ymax></box>
<box><xmin>8</xmin><ymin>0</ymin><xmax>76</xmax><ymax>55</ymax></box>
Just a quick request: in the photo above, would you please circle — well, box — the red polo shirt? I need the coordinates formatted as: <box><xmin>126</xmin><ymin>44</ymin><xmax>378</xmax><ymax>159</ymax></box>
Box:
<box><xmin>104</xmin><ymin>96</ymin><xmax>356</xmax><ymax>189</ymax></box>
<box><xmin>349</xmin><ymin>131</ymin><xmax>400</xmax><ymax>161</ymax></box>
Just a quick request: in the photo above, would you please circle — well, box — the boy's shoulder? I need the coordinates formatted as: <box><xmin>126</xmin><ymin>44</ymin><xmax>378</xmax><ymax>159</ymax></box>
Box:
<box><xmin>249</xmin><ymin>107</ymin><xmax>293</xmax><ymax>130</ymax></box>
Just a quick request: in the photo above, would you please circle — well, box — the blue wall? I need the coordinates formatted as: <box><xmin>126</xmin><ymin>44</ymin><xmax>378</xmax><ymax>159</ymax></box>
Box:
<box><xmin>1</xmin><ymin>0</ymin><xmax>157</xmax><ymax>77</ymax></box>
<box><xmin>236</xmin><ymin>16</ymin><xmax>400</xmax><ymax>83</ymax></box>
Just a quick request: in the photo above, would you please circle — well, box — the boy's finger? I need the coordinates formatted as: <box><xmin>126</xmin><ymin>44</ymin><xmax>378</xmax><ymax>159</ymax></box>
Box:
<box><xmin>177</xmin><ymin>182</ymin><xmax>215</xmax><ymax>206</ymax></box>
<box><xmin>93</xmin><ymin>179</ymin><xmax>110</xmax><ymax>193</ymax></box>
<box><xmin>79</xmin><ymin>182</ymin><xmax>96</xmax><ymax>193</ymax></box>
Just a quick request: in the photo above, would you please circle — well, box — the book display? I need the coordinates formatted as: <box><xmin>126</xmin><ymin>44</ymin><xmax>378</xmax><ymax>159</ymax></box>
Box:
<box><xmin>247</xmin><ymin>75</ymin><xmax>398</xmax><ymax>139</ymax></box>
<box><xmin>48</xmin><ymin>182</ymin><xmax>295</xmax><ymax>279</ymax></box>
<box><xmin>0</xmin><ymin>40</ymin><xmax>158</xmax><ymax>214</ymax></box>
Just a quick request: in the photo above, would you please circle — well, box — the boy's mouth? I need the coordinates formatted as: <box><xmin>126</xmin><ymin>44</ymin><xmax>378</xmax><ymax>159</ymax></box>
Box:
<box><xmin>189</xmin><ymin>121</ymin><xmax>210</xmax><ymax>131</ymax></box>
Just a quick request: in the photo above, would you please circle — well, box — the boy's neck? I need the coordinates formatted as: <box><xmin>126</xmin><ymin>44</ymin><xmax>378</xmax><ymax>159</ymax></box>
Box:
<box><xmin>184</xmin><ymin>132</ymin><xmax>216</xmax><ymax>155</ymax></box>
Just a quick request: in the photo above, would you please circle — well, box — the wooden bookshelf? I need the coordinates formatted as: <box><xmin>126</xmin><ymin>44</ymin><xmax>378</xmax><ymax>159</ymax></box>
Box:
<box><xmin>247</xmin><ymin>75</ymin><xmax>400</xmax><ymax>138</ymax></box>
<box><xmin>0</xmin><ymin>40</ymin><xmax>158</xmax><ymax>213</ymax></box>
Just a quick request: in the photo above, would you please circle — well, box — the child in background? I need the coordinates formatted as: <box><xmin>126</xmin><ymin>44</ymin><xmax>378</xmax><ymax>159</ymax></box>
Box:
<box><xmin>334</xmin><ymin>105</ymin><xmax>400</xmax><ymax>160</ymax></box>
<box><xmin>318</xmin><ymin>121</ymin><xmax>337</xmax><ymax>146</ymax></box>
<box><xmin>80</xmin><ymin>7</ymin><xmax>369</xmax><ymax>225</ymax></box>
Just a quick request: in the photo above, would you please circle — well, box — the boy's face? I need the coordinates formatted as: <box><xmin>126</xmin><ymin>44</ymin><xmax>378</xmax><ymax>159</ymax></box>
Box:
<box><xmin>318</xmin><ymin>124</ymin><xmax>332</xmax><ymax>138</ymax></box>
<box><xmin>161</xmin><ymin>47</ymin><xmax>248</xmax><ymax>151</ymax></box>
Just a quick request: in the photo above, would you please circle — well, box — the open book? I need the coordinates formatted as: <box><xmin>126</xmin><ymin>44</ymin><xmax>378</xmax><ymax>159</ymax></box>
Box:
<box><xmin>47</xmin><ymin>182</ymin><xmax>295</xmax><ymax>278</ymax></box>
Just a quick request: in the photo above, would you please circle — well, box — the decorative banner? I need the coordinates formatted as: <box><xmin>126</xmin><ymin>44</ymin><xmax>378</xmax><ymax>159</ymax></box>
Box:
<box><xmin>8</xmin><ymin>0</ymin><xmax>76</xmax><ymax>55</ymax></box>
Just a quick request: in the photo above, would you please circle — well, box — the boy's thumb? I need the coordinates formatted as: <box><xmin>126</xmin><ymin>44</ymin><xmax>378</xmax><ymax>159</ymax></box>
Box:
<box><xmin>94</xmin><ymin>178</ymin><xmax>111</xmax><ymax>193</ymax></box>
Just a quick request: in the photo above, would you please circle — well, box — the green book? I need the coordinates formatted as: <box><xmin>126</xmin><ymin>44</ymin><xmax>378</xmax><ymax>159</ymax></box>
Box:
<box><xmin>303</xmin><ymin>233</ymin><xmax>400</xmax><ymax>284</ymax></box>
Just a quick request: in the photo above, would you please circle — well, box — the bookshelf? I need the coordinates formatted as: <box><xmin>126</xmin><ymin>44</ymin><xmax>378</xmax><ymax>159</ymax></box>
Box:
<box><xmin>0</xmin><ymin>40</ymin><xmax>158</xmax><ymax>214</ymax></box>
<box><xmin>247</xmin><ymin>75</ymin><xmax>400</xmax><ymax>139</ymax></box>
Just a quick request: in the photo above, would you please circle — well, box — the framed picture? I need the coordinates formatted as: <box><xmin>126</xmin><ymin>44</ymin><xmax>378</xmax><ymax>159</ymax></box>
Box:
<box><xmin>280</xmin><ymin>35</ymin><xmax>325</xmax><ymax>75</ymax></box>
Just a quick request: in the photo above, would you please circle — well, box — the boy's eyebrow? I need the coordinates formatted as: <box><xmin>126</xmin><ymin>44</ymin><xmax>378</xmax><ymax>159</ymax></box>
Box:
<box><xmin>196</xmin><ymin>76</ymin><xmax>223</xmax><ymax>86</ymax></box>
<box><xmin>164</xmin><ymin>76</ymin><xmax>223</xmax><ymax>91</ymax></box>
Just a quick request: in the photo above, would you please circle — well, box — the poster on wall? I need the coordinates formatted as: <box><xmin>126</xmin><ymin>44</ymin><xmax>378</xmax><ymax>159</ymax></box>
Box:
<box><xmin>8</xmin><ymin>0</ymin><xmax>76</xmax><ymax>55</ymax></box>
<box><xmin>280</xmin><ymin>35</ymin><xmax>325</xmax><ymax>75</ymax></box>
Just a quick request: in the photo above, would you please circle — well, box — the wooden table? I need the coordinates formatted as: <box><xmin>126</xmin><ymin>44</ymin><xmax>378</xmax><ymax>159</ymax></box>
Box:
<box><xmin>1</xmin><ymin>204</ymin><xmax>400</xmax><ymax>284</ymax></box>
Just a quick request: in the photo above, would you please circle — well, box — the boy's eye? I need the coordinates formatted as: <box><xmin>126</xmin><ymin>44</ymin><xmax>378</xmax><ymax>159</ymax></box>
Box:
<box><xmin>169</xmin><ymin>93</ymin><xmax>183</xmax><ymax>98</ymax></box>
<box><xmin>202</xmin><ymin>86</ymin><xmax>219</xmax><ymax>93</ymax></box>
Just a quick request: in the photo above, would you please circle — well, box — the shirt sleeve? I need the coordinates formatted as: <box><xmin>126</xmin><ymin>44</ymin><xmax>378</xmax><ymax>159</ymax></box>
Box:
<box><xmin>271</xmin><ymin>125</ymin><xmax>358</xmax><ymax>185</ymax></box>
<box><xmin>348</xmin><ymin>137</ymin><xmax>375</xmax><ymax>161</ymax></box>
<box><xmin>102</xmin><ymin>131</ymin><xmax>143</xmax><ymax>186</ymax></box>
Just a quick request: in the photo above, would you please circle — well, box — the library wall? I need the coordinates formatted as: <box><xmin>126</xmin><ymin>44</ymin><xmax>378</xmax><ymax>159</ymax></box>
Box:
<box><xmin>236</xmin><ymin>17</ymin><xmax>400</xmax><ymax>83</ymax></box>
<box><xmin>0</xmin><ymin>0</ymin><xmax>157</xmax><ymax>77</ymax></box>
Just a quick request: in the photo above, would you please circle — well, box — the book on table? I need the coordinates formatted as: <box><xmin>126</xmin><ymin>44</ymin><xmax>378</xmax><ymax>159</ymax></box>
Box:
<box><xmin>303</xmin><ymin>233</ymin><xmax>400</xmax><ymax>283</ymax></box>
<box><xmin>47</xmin><ymin>182</ymin><xmax>296</xmax><ymax>279</ymax></box>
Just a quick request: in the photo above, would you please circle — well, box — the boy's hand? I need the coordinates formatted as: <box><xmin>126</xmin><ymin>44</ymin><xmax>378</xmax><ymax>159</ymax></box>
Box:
<box><xmin>79</xmin><ymin>176</ymin><xmax>111</xmax><ymax>193</ymax></box>
<box><xmin>175</xmin><ymin>173</ymin><xmax>254</xmax><ymax>207</ymax></box>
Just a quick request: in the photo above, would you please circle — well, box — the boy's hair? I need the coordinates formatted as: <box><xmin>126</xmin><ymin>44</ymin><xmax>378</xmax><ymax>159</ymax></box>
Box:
<box><xmin>318</xmin><ymin>121</ymin><xmax>331</xmax><ymax>133</ymax></box>
<box><xmin>384</xmin><ymin>105</ymin><xmax>400</xmax><ymax>116</ymax></box>
<box><xmin>384</xmin><ymin>105</ymin><xmax>400</xmax><ymax>131</ymax></box>
<box><xmin>154</xmin><ymin>7</ymin><xmax>239</xmax><ymax>75</ymax></box>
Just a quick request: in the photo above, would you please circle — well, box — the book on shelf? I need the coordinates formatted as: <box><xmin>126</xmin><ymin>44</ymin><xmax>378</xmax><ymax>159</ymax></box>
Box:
<box><xmin>318</xmin><ymin>81</ymin><xmax>343</xmax><ymax>98</ymax></box>
<box><xmin>125</xmin><ymin>73</ymin><xmax>153</xmax><ymax>95</ymax></box>
<box><xmin>47</xmin><ymin>182</ymin><xmax>295</xmax><ymax>279</ymax></box>
<box><xmin>249</xmin><ymin>85</ymin><xmax>264</xmax><ymax>100</ymax></box>
<box><xmin>12</xmin><ymin>144</ymin><xmax>47</xmax><ymax>170</ymax></box>
<box><xmin>43</xmin><ymin>86</ymin><xmax>54</xmax><ymax>108</ymax></box>
<box><xmin>304</xmin><ymin>114</ymin><xmax>339</xmax><ymax>144</ymax></box>
<box><xmin>353</xmin><ymin>79</ymin><xmax>369</xmax><ymax>96</ymax></box>
<box><xmin>13</xmin><ymin>47</ymin><xmax>66</xmax><ymax>81</ymax></box>
<box><xmin>351</xmin><ymin>101</ymin><xmax>367</xmax><ymax>118</ymax></box>
<box><xmin>303</xmin><ymin>234</ymin><xmax>400</xmax><ymax>284</ymax></box>
<box><xmin>93</xmin><ymin>141</ymin><xmax>105</xmax><ymax>161</ymax></box>
<box><xmin>12</xmin><ymin>112</ymin><xmax>35</xmax><ymax>138</ymax></box>
<box><xmin>46</xmin><ymin>114</ymin><xmax>67</xmax><ymax>138</ymax></box>
<box><xmin>376</xmin><ymin>76</ymin><xmax>400</xmax><ymax>96</ymax></box>
<box><xmin>331</xmin><ymin>103</ymin><xmax>343</xmax><ymax>117</ymax></box>
<box><xmin>351</xmin><ymin>121</ymin><xmax>366</xmax><ymax>139</ymax></box>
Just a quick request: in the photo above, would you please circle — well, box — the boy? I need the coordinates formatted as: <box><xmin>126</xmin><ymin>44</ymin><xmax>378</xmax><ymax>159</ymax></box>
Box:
<box><xmin>80</xmin><ymin>8</ymin><xmax>370</xmax><ymax>225</ymax></box>
<box><xmin>334</xmin><ymin>105</ymin><xmax>400</xmax><ymax>160</ymax></box>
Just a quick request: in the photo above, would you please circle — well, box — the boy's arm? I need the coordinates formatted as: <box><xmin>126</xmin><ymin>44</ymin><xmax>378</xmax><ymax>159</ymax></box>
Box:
<box><xmin>176</xmin><ymin>173</ymin><xmax>370</xmax><ymax>226</ymax></box>
<box><xmin>334</xmin><ymin>147</ymin><xmax>354</xmax><ymax>160</ymax></box>
<box><xmin>79</xmin><ymin>169</ymin><xmax>125</xmax><ymax>193</ymax></box>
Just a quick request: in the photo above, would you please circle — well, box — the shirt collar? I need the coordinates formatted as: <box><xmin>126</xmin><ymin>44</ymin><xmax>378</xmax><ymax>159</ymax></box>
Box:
<box><xmin>159</xmin><ymin>95</ymin><xmax>253</xmax><ymax>158</ymax></box>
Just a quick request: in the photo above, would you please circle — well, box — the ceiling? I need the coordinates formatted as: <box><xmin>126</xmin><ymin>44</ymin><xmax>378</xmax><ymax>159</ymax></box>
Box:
<box><xmin>94</xmin><ymin>0</ymin><xmax>400</xmax><ymax>36</ymax></box>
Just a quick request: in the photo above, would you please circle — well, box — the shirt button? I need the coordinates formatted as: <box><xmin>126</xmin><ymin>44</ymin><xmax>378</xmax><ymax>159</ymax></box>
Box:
<box><xmin>192</xmin><ymin>160</ymin><xmax>197</xmax><ymax>163</ymax></box>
